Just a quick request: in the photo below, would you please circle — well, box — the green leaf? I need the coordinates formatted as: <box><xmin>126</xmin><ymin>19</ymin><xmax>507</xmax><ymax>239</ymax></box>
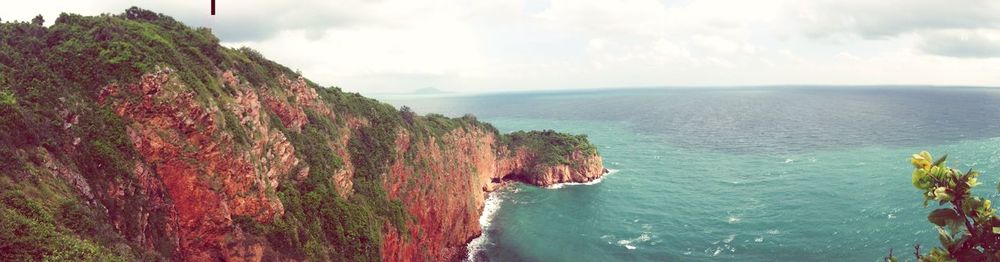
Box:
<box><xmin>937</xmin><ymin>226</ymin><xmax>953</xmax><ymax>247</ymax></box>
<box><xmin>933</xmin><ymin>154</ymin><xmax>948</xmax><ymax>167</ymax></box>
<box><xmin>928</xmin><ymin>208</ymin><xmax>961</xmax><ymax>227</ymax></box>
<box><xmin>992</xmin><ymin>227</ymin><xmax>1000</xmax><ymax>234</ymax></box>
<box><xmin>948</xmin><ymin>222</ymin><xmax>962</xmax><ymax>237</ymax></box>
<box><xmin>964</xmin><ymin>197</ymin><xmax>983</xmax><ymax>211</ymax></box>
<box><xmin>0</xmin><ymin>90</ymin><xmax>15</xmax><ymax>106</ymax></box>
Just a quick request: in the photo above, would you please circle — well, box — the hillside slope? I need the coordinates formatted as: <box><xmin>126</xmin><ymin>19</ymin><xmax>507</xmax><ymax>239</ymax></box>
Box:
<box><xmin>0</xmin><ymin>8</ymin><xmax>605</xmax><ymax>261</ymax></box>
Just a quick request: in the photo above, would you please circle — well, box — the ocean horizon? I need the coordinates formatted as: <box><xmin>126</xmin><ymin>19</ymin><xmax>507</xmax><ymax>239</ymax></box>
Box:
<box><xmin>371</xmin><ymin>85</ymin><xmax>1000</xmax><ymax>99</ymax></box>
<box><xmin>383</xmin><ymin>86</ymin><xmax>1000</xmax><ymax>261</ymax></box>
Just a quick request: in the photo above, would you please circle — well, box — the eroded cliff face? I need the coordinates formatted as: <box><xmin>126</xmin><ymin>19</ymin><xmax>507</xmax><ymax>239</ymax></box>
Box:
<box><xmin>88</xmin><ymin>69</ymin><xmax>606</xmax><ymax>261</ymax></box>
<box><xmin>98</xmin><ymin>70</ymin><xmax>305</xmax><ymax>260</ymax></box>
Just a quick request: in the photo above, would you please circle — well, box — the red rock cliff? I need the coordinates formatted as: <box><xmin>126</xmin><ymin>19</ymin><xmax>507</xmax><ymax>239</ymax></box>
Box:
<box><xmin>0</xmin><ymin>10</ymin><xmax>604</xmax><ymax>260</ymax></box>
<box><xmin>90</xmin><ymin>69</ymin><xmax>605</xmax><ymax>261</ymax></box>
<box><xmin>381</xmin><ymin>129</ymin><xmax>607</xmax><ymax>261</ymax></box>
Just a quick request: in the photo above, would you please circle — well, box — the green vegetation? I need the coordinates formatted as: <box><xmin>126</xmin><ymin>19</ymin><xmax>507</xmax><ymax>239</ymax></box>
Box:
<box><xmin>0</xmin><ymin>175</ymin><xmax>133</xmax><ymax>261</ymax></box>
<box><xmin>252</xmin><ymin>109</ymin><xmax>381</xmax><ymax>260</ymax></box>
<box><xmin>504</xmin><ymin>130</ymin><xmax>597</xmax><ymax>165</ymax></box>
<box><xmin>0</xmin><ymin>90</ymin><xmax>35</xmax><ymax>175</ymax></box>
<box><xmin>222</xmin><ymin>110</ymin><xmax>250</xmax><ymax>145</ymax></box>
<box><xmin>0</xmin><ymin>90</ymin><xmax>14</xmax><ymax>105</ymax></box>
<box><xmin>886</xmin><ymin>152</ymin><xmax>1000</xmax><ymax>262</ymax></box>
<box><xmin>235</xmin><ymin>181</ymin><xmax>386</xmax><ymax>261</ymax></box>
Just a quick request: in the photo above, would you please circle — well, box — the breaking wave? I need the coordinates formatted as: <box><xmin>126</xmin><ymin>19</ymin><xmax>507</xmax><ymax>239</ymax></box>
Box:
<box><xmin>546</xmin><ymin>169</ymin><xmax>619</xmax><ymax>189</ymax></box>
<box><xmin>466</xmin><ymin>190</ymin><xmax>504</xmax><ymax>261</ymax></box>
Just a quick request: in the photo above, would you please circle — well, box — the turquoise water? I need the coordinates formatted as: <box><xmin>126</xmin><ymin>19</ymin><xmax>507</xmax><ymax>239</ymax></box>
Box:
<box><xmin>380</xmin><ymin>87</ymin><xmax>1000</xmax><ymax>261</ymax></box>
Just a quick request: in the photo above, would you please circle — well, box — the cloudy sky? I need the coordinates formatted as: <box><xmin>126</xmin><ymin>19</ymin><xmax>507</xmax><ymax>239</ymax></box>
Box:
<box><xmin>5</xmin><ymin>0</ymin><xmax>1000</xmax><ymax>93</ymax></box>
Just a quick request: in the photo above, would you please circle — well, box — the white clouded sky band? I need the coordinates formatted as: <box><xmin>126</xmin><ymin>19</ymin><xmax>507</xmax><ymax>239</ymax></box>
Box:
<box><xmin>3</xmin><ymin>0</ymin><xmax>1000</xmax><ymax>93</ymax></box>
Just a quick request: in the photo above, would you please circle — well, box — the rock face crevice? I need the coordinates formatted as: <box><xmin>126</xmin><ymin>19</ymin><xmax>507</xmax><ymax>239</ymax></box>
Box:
<box><xmin>99</xmin><ymin>70</ymin><xmax>296</xmax><ymax>260</ymax></box>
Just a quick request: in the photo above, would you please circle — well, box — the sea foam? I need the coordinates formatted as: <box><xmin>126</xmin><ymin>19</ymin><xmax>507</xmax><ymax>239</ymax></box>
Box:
<box><xmin>468</xmin><ymin>169</ymin><xmax>617</xmax><ymax>260</ymax></box>
<box><xmin>546</xmin><ymin>169</ymin><xmax>619</xmax><ymax>189</ymax></box>
<box><xmin>466</xmin><ymin>190</ymin><xmax>504</xmax><ymax>261</ymax></box>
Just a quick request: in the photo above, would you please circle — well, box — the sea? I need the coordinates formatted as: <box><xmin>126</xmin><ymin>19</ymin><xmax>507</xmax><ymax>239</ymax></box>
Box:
<box><xmin>378</xmin><ymin>86</ymin><xmax>1000</xmax><ymax>261</ymax></box>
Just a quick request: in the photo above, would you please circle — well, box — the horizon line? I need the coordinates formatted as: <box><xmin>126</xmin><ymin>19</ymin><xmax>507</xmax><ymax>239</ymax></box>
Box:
<box><xmin>362</xmin><ymin>84</ymin><xmax>1000</xmax><ymax>97</ymax></box>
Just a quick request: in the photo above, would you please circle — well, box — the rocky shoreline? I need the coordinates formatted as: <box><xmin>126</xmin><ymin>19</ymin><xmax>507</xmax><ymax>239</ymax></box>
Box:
<box><xmin>463</xmin><ymin>158</ymin><xmax>610</xmax><ymax>261</ymax></box>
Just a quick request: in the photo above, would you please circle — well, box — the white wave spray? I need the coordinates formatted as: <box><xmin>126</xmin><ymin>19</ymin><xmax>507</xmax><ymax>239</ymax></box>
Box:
<box><xmin>467</xmin><ymin>169</ymin><xmax>618</xmax><ymax>260</ymax></box>
<box><xmin>546</xmin><ymin>169</ymin><xmax>619</xmax><ymax>189</ymax></box>
<box><xmin>466</xmin><ymin>189</ymin><xmax>504</xmax><ymax>261</ymax></box>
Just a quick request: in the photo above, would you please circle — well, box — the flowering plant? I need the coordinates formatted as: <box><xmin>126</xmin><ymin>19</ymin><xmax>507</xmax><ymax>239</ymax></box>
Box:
<box><xmin>888</xmin><ymin>151</ymin><xmax>1000</xmax><ymax>262</ymax></box>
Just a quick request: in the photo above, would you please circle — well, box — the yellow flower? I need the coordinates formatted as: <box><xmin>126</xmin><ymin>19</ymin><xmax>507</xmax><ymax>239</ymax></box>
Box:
<box><xmin>911</xmin><ymin>151</ymin><xmax>932</xmax><ymax>170</ymax></box>
<box><xmin>968</xmin><ymin>177</ymin><xmax>981</xmax><ymax>187</ymax></box>
<box><xmin>933</xmin><ymin>187</ymin><xmax>952</xmax><ymax>201</ymax></box>
<box><xmin>985</xmin><ymin>200</ymin><xmax>992</xmax><ymax>210</ymax></box>
<box><xmin>912</xmin><ymin>169</ymin><xmax>928</xmax><ymax>189</ymax></box>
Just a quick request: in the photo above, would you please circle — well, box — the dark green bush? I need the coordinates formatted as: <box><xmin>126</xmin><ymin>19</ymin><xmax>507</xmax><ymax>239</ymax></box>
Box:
<box><xmin>222</xmin><ymin>109</ymin><xmax>250</xmax><ymax>145</ymax></box>
<box><xmin>56</xmin><ymin>201</ymin><xmax>98</xmax><ymax>236</ymax></box>
<box><xmin>0</xmin><ymin>189</ymin><xmax>129</xmax><ymax>261</ymax></box>
<box><xmin>504</xmin><ymin>130</ymin><xmax>597</xmax><ymax>165</ymax></box>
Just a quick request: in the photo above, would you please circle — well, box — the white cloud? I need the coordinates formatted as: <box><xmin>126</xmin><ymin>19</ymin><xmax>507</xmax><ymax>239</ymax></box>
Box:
<box><xmin>789</xmin><ymin>0</ymin><xmax>1000</xmax><ymax>59</ymax></box>
<box><xmin>4</xmin><ymin>0</ymin><xmax>1000</xmax><ymax>92</ymax></box>
<box><xmin>791</xmin><ymin>0</ymin><xmax>1000</xmax><ymax>39</ymax></box>
<box><xmin>917</xmin><ymin>29</ymin><xmax>1000</xmax><ymax>58</ymax></box>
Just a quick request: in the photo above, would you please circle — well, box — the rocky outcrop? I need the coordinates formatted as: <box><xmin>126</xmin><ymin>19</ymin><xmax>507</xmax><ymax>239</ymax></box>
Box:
<box><xmin>501</xmin><ymin>148</ymin><xmax>607</xmax><ymax>187</ymax></box>
<box><xmin>381</xmin><ymin>128</ymin><xmax>607</xmax><ymax>261</ymax></box>
<box><xmin>98</xmin><ymin>70</ymin><xmax>298</xmax><ymax>260</ymax></box>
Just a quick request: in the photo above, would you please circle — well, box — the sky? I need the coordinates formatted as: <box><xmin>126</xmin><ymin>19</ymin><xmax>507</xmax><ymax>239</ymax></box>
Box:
<box><xmin>4</xmin><ymin>0</ymin><xmax>1000</xmax><ymax>93</ymax></box>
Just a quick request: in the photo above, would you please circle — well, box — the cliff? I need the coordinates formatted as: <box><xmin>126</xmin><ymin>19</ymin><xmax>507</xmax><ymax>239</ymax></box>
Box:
<box><xmin>0</xmin><ymin>8</ymin><xmax>605</xmax><ymax>261</ymax></box>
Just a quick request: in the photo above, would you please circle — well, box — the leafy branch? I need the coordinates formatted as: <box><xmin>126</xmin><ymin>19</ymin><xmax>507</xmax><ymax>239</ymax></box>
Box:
<box><xmin>887</xmin><ymin>151</ymin><xmax>1000</xmax><ymax>262</ymax></box>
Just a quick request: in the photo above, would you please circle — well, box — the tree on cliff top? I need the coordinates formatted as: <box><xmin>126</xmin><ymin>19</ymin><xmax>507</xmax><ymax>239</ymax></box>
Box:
<box><xmin>886</xmin><ymin>151</ymin><xmax>1000</xmax><ymax>262</ymax></box>
<box><xmin>31</xmin><ymin>15</ymin><xmax>43</xmax><ymax>26</ymax></box>
<box><xmin>505</xmin><ymin>130</ymin><xmax>597</xmax><ymax>165</ymax></box>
